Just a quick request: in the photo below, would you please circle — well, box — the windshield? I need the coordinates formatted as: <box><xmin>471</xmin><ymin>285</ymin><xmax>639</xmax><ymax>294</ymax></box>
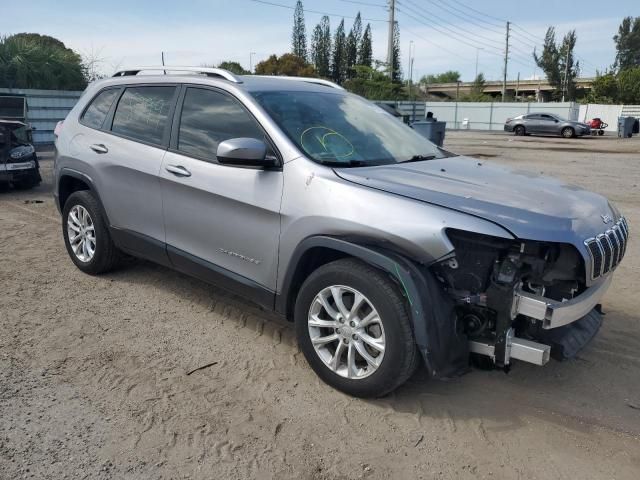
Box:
<box><xmin>252</xmin><ymin>90</ymin><xmax>450</xmax><ymax>166</ymax></box>
<box><xmin>11</xmin><ymin>126</ymin><xmax>30</xmax><ymax>146</ymax></box>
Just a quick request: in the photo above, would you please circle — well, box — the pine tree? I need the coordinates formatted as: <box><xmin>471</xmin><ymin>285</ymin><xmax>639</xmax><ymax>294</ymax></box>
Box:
<box><xmin>332</xmin><ymin>19</ymin><xmax>347</xmax><ymax>84</ymax></box>
<box><xmin>311</xmin><ymin>16</ymin><xmax>331</xmax><ymax>78</ymax></box>
<box><xmin>292</xmin><ymin>0</ymin><xmax>307</xmax><ymax>61</ymax></box>
<box><xmin>358</xmin><ymin>24</ymin><xmax>372</xmax><ymax>67</ymax></box>
<box><xmin>345</xmin><ymin>13</ymin><xmax>362</xmax><ymax>79</ymax></box>
<box><xmin>534</xmin><ymin>27</ymin><xmax>580</xmax><ymax>100</ymax></box>
<box><xmin>391</xmin><ymin>21</ymin><xmax>402</xmax><ymax>83</ymax></box>
<box><xmin>613</xmin><ymin>16</ymin><xmax>640</xmax><ymax>71</ymax></box>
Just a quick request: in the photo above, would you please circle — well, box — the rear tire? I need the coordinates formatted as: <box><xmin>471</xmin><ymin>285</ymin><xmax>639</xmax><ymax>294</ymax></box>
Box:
<box><xmin>295</xmin><ymin>258</ymin><xmax>419</xmax><ymax>398</ymax></box>
<box><xmin>62</xmin><ymin>191</ymin><xmax>121</xmax><ymax>274</ymax></box>
<box><xmin>561</xmin><ymin>127</ymin><xmax>575</xmax><ymax>138</ymax></box>
<box><xmin>514</xmin><ymin>125</ymin><xmax>526</xmax><ymax>136</ymax></box>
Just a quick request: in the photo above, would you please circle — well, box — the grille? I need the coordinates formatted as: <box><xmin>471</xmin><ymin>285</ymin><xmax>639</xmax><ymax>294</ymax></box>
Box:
<box><xmin>584</xmin><ymin>217</ymin><xmax>629</xmax><ymax>280</ymax></box>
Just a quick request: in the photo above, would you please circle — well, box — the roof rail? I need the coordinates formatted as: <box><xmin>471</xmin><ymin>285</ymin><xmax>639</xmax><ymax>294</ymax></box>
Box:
<box><xmin>112</xmin><ymin>66</ymin><xmax>243</xmax><ymax>84</ymax></box>
<box><xmin>253</xmin><ymin>75</ymin><xmax>344</xmax><ymax>90</ymax></box>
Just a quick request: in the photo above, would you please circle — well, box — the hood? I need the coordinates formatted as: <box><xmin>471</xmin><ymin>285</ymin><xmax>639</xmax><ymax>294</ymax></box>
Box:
<box><xmin>334</xmin><ymin>156</ymin><xmax>616</xmax><ymax>244</ymax></box>
<box><xmin>0</xmin><ymin>120</ymin><xmax>27</xmax><ymax>131</ymax></box>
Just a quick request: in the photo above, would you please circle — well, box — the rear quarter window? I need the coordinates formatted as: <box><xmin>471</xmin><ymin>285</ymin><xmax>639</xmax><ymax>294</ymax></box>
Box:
<box><xmin>111</xmin><ymin>86</ymin><xmax>176</xmax><ymax>145</ymax></box>
<box><xmin>80</xmin><ymin>89</ymin><xmax>119</xmax><ymax>129</ymax></box>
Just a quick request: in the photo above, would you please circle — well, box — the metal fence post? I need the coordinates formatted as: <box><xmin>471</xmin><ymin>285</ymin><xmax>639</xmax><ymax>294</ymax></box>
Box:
<box><xmin>454</xmin><ymin>102</ymin><xmax>458</xmax><ymax>129</ymax></box>
<box><xmin>489</xmin><ymin>102</ymin><xmax>493</xmax><ymax>131</ymax></box>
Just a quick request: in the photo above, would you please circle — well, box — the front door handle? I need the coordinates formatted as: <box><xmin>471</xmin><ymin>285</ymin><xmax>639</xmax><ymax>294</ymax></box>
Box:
<box><xmin>90</xmin><ymin>144</ymin><xmax>108</xmax><ymax>154</ymax></box>
<box><xmin>165</xmin><ymin>164</ymin><xmax>191</xmax><ymax>177</ymax></box>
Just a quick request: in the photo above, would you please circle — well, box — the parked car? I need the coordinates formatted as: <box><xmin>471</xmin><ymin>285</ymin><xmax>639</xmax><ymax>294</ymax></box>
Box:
<box><xmin>0</xmin><ymin>119</ymin><xmax>41</xmax><ymax>190</ymax></box>
<box><xmin>504</xmin><ymin>113</ymin><xmax>591</xmax><ymax>138</ymax></box>
<box><xmin>54</xmin><ymin>67</ymin><xmax>629</xmax><ymax>397</ymax></box>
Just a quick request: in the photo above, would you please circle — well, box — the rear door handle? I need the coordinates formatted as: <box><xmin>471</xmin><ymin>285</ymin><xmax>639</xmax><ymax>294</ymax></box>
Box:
<box><xmin>165</xmin><ymin>164</ymin><xmax>191</xmax><ymax>177</ymax></box>
<box><xmin>90</xmin><ymin>144</ymin><xmax>108</xmax><ymax>154</ymax></box>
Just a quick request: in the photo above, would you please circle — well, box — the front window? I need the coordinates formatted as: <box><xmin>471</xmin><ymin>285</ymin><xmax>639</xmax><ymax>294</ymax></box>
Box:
<box><xmin>252</xmin><ymin>90</ymin><xmax>450</xmax><ymax>167</ymax></box>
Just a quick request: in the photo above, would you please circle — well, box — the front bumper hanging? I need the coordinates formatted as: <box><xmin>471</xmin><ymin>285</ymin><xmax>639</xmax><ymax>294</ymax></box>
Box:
<box><xmin>513</xmin><ymin>275</ymin><xmax>612</xmax><ymax>329</ymax></box>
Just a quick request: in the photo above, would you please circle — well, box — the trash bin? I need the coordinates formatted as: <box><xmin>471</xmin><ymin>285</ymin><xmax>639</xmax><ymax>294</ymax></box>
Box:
<box><xmin>412</xmin><ymin>120</ymin><xmax>446</xmax><ymax>147</ymax></box>
<box><xmin>618</xmin><ymin>116</ymin><xmax>635</xmax><ymax>138</ymax></box>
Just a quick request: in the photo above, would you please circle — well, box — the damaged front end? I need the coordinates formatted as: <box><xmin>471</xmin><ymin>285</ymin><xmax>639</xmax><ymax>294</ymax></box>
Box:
<box><xmin>431</xmin><ymin>227</ymin><xmax>624</xmax><ymax>369</ymax></box>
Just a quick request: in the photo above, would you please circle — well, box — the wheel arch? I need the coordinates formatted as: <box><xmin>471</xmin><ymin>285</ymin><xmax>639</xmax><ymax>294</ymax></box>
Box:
<box><xmin>276</xmin><ymin>235</ymin><xmax>469</xmax><ymax>378</ymax></box>
<box><xmin>57</xmin><ymin>169</ymin><xmax>111</xmax><ymax>226</ymax></box>
<box><xmin>514</xmin><ymin>124</ymin><xmax>526</xmax><ymax>135</ymax></box>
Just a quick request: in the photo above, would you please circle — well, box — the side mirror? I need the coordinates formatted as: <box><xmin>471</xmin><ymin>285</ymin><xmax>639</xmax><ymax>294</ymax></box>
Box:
<box><xmin>216</xmin><ymin>138</ymin><xmax>275</xmax><ymax>168</ymax></box>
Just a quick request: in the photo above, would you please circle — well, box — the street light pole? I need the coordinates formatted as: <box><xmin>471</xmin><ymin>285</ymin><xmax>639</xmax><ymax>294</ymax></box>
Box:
<box><xmin>407</xmin><ymin>40</ymin><xmax>414</xmax><ymax>96</ymax></box>
<box><xmin>475</xmin><ymin>47</ymin><xmax>483</xmax><ymax>80</ymax></box>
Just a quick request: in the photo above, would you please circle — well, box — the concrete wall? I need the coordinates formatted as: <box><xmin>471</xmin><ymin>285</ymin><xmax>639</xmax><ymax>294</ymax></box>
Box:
<box><xmin>377</xmin><ymin>101</ymin><xmax>426</xmax><ymax>122</ymax></box>
<box><xmin>0</xmin><ymin>88</ymin><xmax>83</xmax><ymax>144</ymax></box>
<box><xmin>424</xmin><ymin>102</ymin><xmax>580</xmax><ymax>130</ymax></box>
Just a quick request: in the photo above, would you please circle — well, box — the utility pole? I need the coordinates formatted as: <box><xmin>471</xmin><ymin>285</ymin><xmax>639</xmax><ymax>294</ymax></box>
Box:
<box><xmin>161</xmin><ymin>51</ymin><xmax>166</xmax><ymax>75</ymax></box>
<box><xmin>501</xmin><ymin>21</ymin><xmax>510</xmax><ymax>102</ymax></box>
<box><xmin>387</xmin><ymin>0</ymin><xmax>396</xmax><ymax>79</ymax></box>
<box><xmin>561</xmin><ymin>48</ymin><xmax>570</xmax><ymax>102</ymax></box>
<box><xmin>515</xmin><ymin>72</ymin><xmax>520</xmax><ymax>100</ymax></box>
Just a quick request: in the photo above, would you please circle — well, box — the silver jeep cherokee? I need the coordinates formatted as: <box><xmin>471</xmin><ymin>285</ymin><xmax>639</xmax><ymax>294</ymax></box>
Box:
<box><xmin>54</xmin><ymin>67</ymin><xmax>629</xmax><ymax>397</ymax></box>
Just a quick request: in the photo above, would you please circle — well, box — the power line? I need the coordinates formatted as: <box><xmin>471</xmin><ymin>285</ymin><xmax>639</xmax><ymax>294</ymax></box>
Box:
<box><xmin>248</xmin><ymin>0</ymin><xmax>388</xmax><ymax>22</ymax></box>
<box><xmin>446</xmin><ymin>0</ymin><xmax>506</xmax><ymax>26</ymax></box>
<box><xmin>400</xmin><ymin>23</ymin><xmax>473</xmax><ymax>63</ymax></box>
<box><xmin>402</xmin><ymin>0</ymin><xmax>504</xmax><ymax>49</ymax></box>
<box><xmin>421</xmin><ymin>0</ymin><xmax>503</xmax><ymax>35</ymax></box>
<box><xmin>337</xmin><ymin>0</ymin><xmax>386</xmax><ymax>8</ymax></box>
<box><xmin>396</xmin><ymin>1</ymin><xmax>503</xmax><ymax>54</ymax></box>
<box><xmin>395</xmin><ymin>4</ymin><xmax>539</xmax><ymax>75</ymax></box>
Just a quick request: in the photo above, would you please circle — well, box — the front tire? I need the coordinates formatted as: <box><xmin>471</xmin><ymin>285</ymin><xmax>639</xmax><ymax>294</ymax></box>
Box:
<box><xmin>295</xmin><ymin>259</ymin><xmax>419</xmax><ymax>397</ymax></box>
<box><xmin>561</xmin><ymin>127</ymin><xmax>575</xmax><ymax>138</ymax></box>
<box><xmin>514</xmin><ymin>125</ymin><xmax>526</xmax><ymax>136</ymax></box>
<box><xmin>62</xmin><ymin>191</ymin><xmax>121</xmax><ymax>274</ymax></box>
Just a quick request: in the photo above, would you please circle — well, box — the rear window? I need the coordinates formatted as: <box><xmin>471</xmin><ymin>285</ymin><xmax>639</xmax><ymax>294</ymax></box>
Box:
<box><xmin>111</xmin><ymin>86</ymin><xmax>175</xmax><ymax>145</ymax></box>
<box><xmin>81</xmin><ymin>89</ymin><xmax>119</xmax><ymax>129</ymax></box>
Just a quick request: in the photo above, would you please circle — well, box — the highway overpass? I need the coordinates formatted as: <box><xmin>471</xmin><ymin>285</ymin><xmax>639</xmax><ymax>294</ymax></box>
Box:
<box><xmin>423</xmin><ymin>77</ymin><xmax>595</xmax><ymax>101</ymax></box>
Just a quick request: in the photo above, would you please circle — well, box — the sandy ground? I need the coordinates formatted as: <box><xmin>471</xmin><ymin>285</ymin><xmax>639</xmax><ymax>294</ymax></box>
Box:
<box><xmin>1</xmin><ymin>132</ymin><xmax>640</xmax><ymax>480</ymax></box>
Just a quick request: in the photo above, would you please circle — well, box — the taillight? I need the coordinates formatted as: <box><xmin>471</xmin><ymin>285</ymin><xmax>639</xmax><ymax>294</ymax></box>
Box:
<box><xmin>54</xmin><ymin>121</ymin><xmax>63</xmax><ymax>137</ymax></box>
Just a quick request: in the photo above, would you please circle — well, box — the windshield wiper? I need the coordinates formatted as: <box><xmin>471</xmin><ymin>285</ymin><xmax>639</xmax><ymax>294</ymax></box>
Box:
<box><xmin>318</xmin><ymin>159</ymin><xmax>366</xmax><ymax>167</ymax></box>
<box><xmin>400</xmin><ymin>154</ymin><xmax>437</xmax><ymax>163</ymax></box>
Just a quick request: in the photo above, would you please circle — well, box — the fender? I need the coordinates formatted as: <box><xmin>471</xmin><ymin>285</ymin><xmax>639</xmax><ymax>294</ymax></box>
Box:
<box><xmin>277</xmin><ymin>236</ymin><xmax>469</xmax><ymax>378</ymax></box>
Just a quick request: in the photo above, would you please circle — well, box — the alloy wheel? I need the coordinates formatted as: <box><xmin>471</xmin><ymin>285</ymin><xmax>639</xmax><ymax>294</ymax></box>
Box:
<box><xmin>308</xmin><ymin>285</ymin><xmax>386</xmax><ymax>379</ymax></box>
<box><xmin>67</xmin><ymin>205</ymin><xmax>96</xmax><ymax>262</ymax></box>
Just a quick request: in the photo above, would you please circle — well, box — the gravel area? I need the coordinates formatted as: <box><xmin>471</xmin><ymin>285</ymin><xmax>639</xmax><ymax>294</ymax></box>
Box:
<box><xmin>1</xmin><ymin>133</ymin><xmax>639</xmax><ymax>479</ymax></box>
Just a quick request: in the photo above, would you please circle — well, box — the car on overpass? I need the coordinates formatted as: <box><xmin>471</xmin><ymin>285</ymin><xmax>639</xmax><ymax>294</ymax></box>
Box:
<box><xmin>504</xmin><ymin>113</ymin><xmax>591</xmax><ymax>138</ymax></box>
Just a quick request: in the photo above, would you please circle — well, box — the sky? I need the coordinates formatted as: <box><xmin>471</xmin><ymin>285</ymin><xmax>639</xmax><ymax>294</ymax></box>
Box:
<box><xmin>2</xmin><ymin>0</ymin><xmax>638</xmax><ymax>82</ymax></box>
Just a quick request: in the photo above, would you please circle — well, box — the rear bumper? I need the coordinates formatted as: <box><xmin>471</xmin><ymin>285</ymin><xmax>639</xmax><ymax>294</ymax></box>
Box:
<box><xmin>513</xmin><ymin>274</ymin><xmax>612</xmax><ymax>329</ymax></box>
